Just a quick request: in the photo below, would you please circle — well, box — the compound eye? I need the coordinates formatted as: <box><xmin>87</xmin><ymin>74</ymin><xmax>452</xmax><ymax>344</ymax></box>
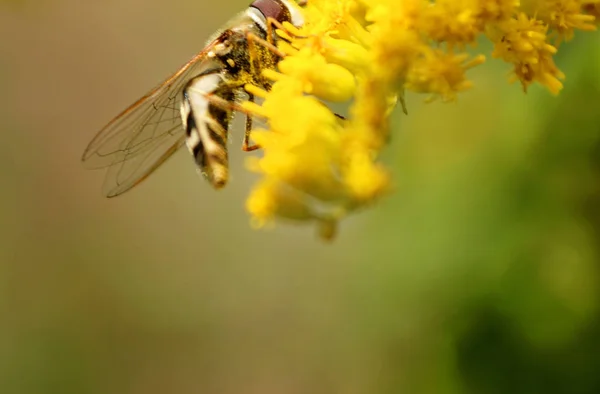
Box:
<box><xmin>250</xmin><ymin>0</ymin><xmax>290</xmax><ymax>23</ymax></box>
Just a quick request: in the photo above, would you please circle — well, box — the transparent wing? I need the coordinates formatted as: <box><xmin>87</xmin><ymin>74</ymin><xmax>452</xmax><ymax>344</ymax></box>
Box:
<box><xmin>82</xmin><ymin>44</ymin><xmax>219</xmax><ymax>197</ymax></box>
<box><xmin>100</xmin><ymin>133</ymin><xmax>187</xmax><ymax>197</ymax></box>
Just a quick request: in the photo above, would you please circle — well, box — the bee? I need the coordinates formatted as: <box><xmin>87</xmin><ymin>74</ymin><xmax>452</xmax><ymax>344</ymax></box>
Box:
<box><xmin>82</xmin><ymin>0</ymin><xmax>306</xmax><ymax>197</ymax></box>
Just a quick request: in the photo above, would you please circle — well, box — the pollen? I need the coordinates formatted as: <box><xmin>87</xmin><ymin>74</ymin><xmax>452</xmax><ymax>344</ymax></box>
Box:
<box><xmin>240</xmin><ymin>0</ymin><xmax>599</xmax><ymax>240</ymax></box>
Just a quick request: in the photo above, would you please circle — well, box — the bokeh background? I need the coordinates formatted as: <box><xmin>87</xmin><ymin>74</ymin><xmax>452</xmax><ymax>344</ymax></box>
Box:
<box><xmin>2</xmin><ymin>1</ymin><xmax>600</xmax><ymax>393</ymax></box>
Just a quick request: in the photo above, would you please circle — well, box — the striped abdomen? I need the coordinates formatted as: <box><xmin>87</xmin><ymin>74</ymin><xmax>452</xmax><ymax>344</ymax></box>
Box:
<box><xmin>181</xmin><ymin>70</ymin><xmax>234</xmax><ymax>189</ymax></box>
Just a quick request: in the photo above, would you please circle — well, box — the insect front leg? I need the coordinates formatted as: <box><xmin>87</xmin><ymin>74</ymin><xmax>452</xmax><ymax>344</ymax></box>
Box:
<box><xmin>245</xmin><ymin>31</ymin><xmax>286</xmax><ymax>62</ymax></box>
<box><xmin>265</xmin><ymin>16</ymin><xmax>307</xmax><ymax>45</ymax></box>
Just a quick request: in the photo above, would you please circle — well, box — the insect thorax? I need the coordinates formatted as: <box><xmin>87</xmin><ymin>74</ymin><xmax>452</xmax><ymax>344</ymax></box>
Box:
<box><xmin>211</xmin><ymin>25</ymin><xmax>278</xmax><ymax>90</ymax></box>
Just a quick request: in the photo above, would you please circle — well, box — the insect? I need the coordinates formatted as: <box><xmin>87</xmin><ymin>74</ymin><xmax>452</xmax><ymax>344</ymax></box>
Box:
<box><xmin>82</xmin><ymin>0</ymin><xmax>306</xmax><ymax>197</ymax></box>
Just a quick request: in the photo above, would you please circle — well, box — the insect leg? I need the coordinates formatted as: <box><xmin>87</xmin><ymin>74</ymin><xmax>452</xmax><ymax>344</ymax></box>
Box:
<box><xmin>245</xmin><ymin>31</ymin><xmax>286</xmax><ymax>59</ymax></box>
<box><xmin>242</xmin><ymin>92</ymin><xmax>261</xmax><ymax>152</ymax></box>
<box><xmin>266</xmin><ymin>16</ymin><xmax>277</xmax><ymax>45</ymax></box>
<box><xmin>245</xmin><ymin>31</ymin><xmax>265</xmax><ymax>79</ymax></box>
<box><xmin>265</xmin><ymin>17</ymin><xmax>308</xmax><ymax>43</ymax></box>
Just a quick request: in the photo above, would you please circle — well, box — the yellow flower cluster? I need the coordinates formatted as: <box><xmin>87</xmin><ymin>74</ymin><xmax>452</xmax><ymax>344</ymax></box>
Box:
<box><xmin>243</xmin><ymin>0</ymin><xmax>598</xmax><ymax>240</ymax></box>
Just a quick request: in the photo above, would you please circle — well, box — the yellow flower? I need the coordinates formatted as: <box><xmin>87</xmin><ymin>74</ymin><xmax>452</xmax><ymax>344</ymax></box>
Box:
<box><xmin>522</xmin><ymin>0</ymin><xmax>597</xmax><ymax>41</ymax></box>
<box><xmin>420</xmin><ymin>0</ymin><xmax>482</xmax><ymax>47</ymax></box>
<box><xmin>244</xmin><ymin>78</ymin><xmax>347</xmax><ymax>202</ymax></box>
<box><xmin>239</xmin><ymin>0</ymin><xmax>598</xmax><ymax>240</ymax></box>
<box><xmin>405</xmin><ymin>50</ymin><xmax>486</xmax><ymax>102</ymax></box>
<box><xmin>475</xmin><ymin>0</ymin><xmax>520</xmax><ymax>23</ymax></box>
<box><xmin>583</xmin><ymin>1</ymin><xmax>600</xmax><ymax>21</ymax></box>
<box><xmin>277</xmin><ymin>48</ymin><xmax>357</xmax><ymax>102</ymax></box>
<box><xmin>490</xmin><ymin>12</ymin><xmax>565</xmax><ymax>93</ymax></box>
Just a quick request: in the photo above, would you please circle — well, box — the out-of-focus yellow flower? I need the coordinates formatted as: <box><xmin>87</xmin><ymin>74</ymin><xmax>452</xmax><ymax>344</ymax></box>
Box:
<box><xmin>420</xmin><ymin>0</ymin><xmax>481</xmax><ymax>46</ymax></box>
<box><xmin>405</xmin><ymin>50</ymin><xmax>486</xmax><ymax>102</ymax></box>
<box><xmin>490</xmin><ymin>12</ymin><xmax>565</xmax><ymax>93</ymax></box>
<box><xmin>240</xmin><ymin>0</ymin><xmax>599</xmax><ymax>240</ymax></box>
<box><xmin>522</xmin><ymin>0</ymin><xmax>598</xmax><ymax>41</ymax></box>
<box><xmin>476</xmin><ymin>0</ymin><xmax>521</xmax><ymax>22</ymax></box>
<box><xmin>583</xmin><ymin>1</ymin><xmax>600</xmax><ymax>21</ymax></box>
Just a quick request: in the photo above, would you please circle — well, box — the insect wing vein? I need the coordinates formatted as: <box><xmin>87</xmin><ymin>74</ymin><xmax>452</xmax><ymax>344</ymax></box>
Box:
<box><xmin>82</xmin><ymin>42</ymin><xmax>221</xmax><ymax>196</ymax></box>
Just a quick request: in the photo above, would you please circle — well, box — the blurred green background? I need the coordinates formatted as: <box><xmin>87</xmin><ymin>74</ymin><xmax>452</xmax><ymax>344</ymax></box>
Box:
<box><xmin>2</xmin><ymin>1</ymin><xmax>600</xmax><ymax>393</ymax></box>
